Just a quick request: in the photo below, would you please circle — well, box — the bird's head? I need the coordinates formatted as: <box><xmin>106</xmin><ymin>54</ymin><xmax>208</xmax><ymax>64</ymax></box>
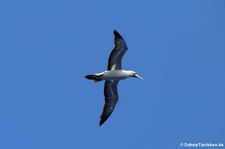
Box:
<box><xmin>127</xmin><ymin>71</ymin><xmax>143</xmax><ymax>80</ymax></box>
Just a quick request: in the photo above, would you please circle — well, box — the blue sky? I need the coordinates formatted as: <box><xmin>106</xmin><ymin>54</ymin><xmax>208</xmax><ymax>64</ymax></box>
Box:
<box><xmin>0</xmin><ymin>0</ymin><xmax>225</xmax><ymax>148</ymax></box>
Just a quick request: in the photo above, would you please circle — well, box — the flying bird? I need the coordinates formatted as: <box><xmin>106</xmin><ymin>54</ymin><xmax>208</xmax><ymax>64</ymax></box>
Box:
<box><xmin>85</xmin><ymin>30</ymin><xmax>143</xmax><ymax>126</ymax></box>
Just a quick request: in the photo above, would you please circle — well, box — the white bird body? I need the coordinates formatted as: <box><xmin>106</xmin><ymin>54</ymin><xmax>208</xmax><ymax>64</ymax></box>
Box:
<box><xmin>96</xmin><ymin>70</ymin><xmax>143</xmax><ymax>80</ymax></box>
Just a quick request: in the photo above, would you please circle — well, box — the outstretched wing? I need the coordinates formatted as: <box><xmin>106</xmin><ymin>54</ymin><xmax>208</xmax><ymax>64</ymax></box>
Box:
<box><xmin>107</xmin><ymin>30</ymin><xmax>128</xmax><ymax>70</ymax></box>
<box><xmin>99</xmin><ymin>80</ymin><xmax>119</xmax><ymax>126</ymax></box>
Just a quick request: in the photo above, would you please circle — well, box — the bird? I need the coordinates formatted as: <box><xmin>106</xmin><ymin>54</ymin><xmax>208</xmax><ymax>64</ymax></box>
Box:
<box><xmin>85</xmin><ymin>30</ymin><xmax>143</xmax><ymax>126</ymax></box>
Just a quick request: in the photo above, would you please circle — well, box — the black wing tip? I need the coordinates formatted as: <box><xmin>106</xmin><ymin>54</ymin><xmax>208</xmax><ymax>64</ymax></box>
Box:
<box><xmin>113</xmin><ymin>29</ymin><xmax>123</xmax><ymax>39</ymax></box>
<box><xmin>99</xmin><ymin>113</ymin><xmax>112</xmax><ymax>127</ymax></box>
<box><xmin>99</xmin><ymin>117</ymin><xmax>106</xmax><ymax>127</ymax></box>
<box><xmin>99</xmin><ymin>122</ymin><xmax>103</xmax><ymax>127</ymax></box>
<box><xmin>99</xmin><ymin>118</ymin><xmax>107</xmax><ymax>127</ymax></box>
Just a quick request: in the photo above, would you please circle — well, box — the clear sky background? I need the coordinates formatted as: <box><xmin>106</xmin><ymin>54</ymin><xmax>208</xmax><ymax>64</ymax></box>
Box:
<box><xmin>0</xmin><ymin>0</ymin><xmax>225</xmax><ymax>149</ymax></box>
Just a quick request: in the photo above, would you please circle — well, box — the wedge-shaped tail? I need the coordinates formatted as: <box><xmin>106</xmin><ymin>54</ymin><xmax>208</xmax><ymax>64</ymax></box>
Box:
<box><xmin>85</xmin><ymin>74</ymin><xmax>102</xmax><ymax>83</ymax></box>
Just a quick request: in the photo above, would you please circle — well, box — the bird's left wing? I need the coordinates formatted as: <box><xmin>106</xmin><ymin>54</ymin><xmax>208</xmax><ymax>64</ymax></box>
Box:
<box><xmin>99</xmin><ymin>80</ymin><xmax>119</xmax><ymax>126</ymax></box>
<box><xmin>107</xmin><ymin>30</ymin><xmax>128</xmax><ymax>70</ymax></box>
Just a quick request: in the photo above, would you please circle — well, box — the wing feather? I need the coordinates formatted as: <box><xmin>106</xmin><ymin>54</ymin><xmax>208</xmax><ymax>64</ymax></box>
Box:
<box><xmin>107</xmin><ymin>30</ymin><xmax>128</xmax><ymax>70</ymax></box>
<box><xmin>99</xmin><ymin>80</ymin><xmax>119</xmax><ymax>126</ymax></box>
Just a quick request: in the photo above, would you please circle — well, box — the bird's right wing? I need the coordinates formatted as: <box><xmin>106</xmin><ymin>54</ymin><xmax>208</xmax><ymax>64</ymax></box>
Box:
<box><xmin>107</xmin><ymin>30</ymin><xmax>128</xmax><ymax>70</ymax></box>
<box><xmin>99</xmin><ymin>80</ymin><xmax>119</xmax><ymax>126</ymax></box>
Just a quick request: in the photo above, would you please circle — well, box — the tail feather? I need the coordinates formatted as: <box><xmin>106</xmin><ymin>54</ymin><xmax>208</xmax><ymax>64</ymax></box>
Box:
<box><xmin>85</xmin><ymin>75</ymin><xmax>96</xmax><ymax>80</ymax></box>
<box><xmin>85</xmin><ymin>74</ymin><xmax>102</xmax><ymax>83</ymax></box>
